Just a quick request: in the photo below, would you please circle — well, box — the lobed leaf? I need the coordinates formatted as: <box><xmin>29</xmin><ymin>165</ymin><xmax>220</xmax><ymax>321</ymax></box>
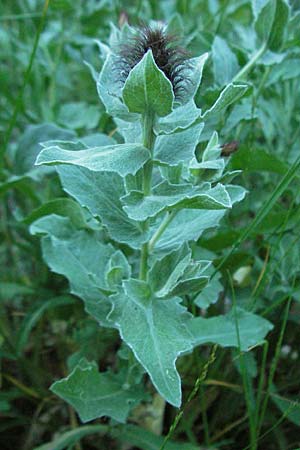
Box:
<box><xmin>122</xmin><ymin>182</ymin><xmax>234</xmax><ymax>222</ymax></box>
<box><xmin>57</xmin><ymin>166</ymin><xmax>149</xmax><ymax>249</ymax></box>
<box><xmin>51</xmin><ymin>359</ymin><xmax>144</xmax><ymax>423</ymax></box>
<box><xmin>109</xmin><ymin>279</ymin><xmax>194</xmax><ymax>407</ymax></box>
<box><xmin>36</xmin><ymin>143</ymin><xmax>150</xmax><ymax>177</ymax></box>
<box><xmin>189</xmin><ymin>308</ymin><xmax>273</xmax><ymax>351</ymax></box>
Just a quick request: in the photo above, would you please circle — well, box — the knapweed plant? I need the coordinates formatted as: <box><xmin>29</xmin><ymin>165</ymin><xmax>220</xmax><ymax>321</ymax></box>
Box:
<box><xmin>32</xmin><ymin>24</ymin><xmax>273</xmax><ymax>425</ymax></box>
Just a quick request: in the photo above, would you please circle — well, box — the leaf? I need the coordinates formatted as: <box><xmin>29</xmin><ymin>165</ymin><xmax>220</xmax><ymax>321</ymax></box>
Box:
<box><xmin>16</xmin><ymin>296</ymin><xmax>76</xmax><ymax>356</ymax></box>
<box><xmin>154</xmin><ymin>209</ymin><xmax>226</xmax><ymax>253</ymax></box>
<box><xmin>148</xmin><ymin>244</ymin><xmax>191</xmax><ymax>297</ymax></box>
<box><xmin>97</xmin><ymin>52</ymin><xmax>136</xmax><ymax>120</ymax></box>
<box><xmin>30</xmin><ymin>215</ymin><xmax>118</xmax><ymax>325</ymax></box>
<box><xmin>195</xmin><ymin>273</ymin><xmax>223</xmax><ymax>309</ymax></box>
<box><xmin>0</xmin><ymin>174</ymin><xmax>36</xmax><ymax>196</ymax></box>
<box><xmin>33</xmin><ymin>425</ymin><xmax>107</xmax><ymax>450</ymax></box>
<box><xmin>115</xmin><ymin>117</ymin><xmax>142</xmax><ymax>143</ymax></box>
<box><xmin>177</xmin><ymin>53</ymin><xmax>209</xmax><ymax>104</ymax></box>
<box><xmin>253</xmin><ymin>0</ymin><xmax>276</xmax><ymax>43</ymax></box>
<box><xmin>144</xmin><ymin>239</ymin><xmax>210</xmax><ymax>302</ymax></box>
<box><xmin>109</xmin><ymin>279</ymin><xmax>194</xmax><ymax>406</ymax></box>
<box><xmin>122</xmin><ymin>182</ymin><xmax>233</xmax><ymax>222</ymax></box>
<box><xmin>154</xmin><ymin>122</ymin><xmax>204</xmax><ymax>166</ymax></box>
<box><xmin>253</xmin><ymin>0</ymin><xmax>290</xmax><ymax>51</ymax></box>
<box><xmin>268</xmin><ymin>0</ymin><xmax>290</xmax><ymax>51</ymax></box>
<box><xmin>105</xmin><ymin>250</ymin><xmax>132</xmax><ymax>290</ymax></box>
<box><xmin>170</xmin><ymin>261</ymin><xmax>210</xmax><ymax>297</ymax></box>
<box><xmin>51</xmin><ymin>359</ymin><xmax>144</xmax><ymax>423</ymax></box>
<box><xmin>189</xmin><ymin>308</ymin><xmax>273</xmax><ymax>351</ymax></box>
<box><xmin>229</xmin><ymin>146</ymin><xmax>289</xmax><ymax>174</ymax></box>
<box><xmin>223</xmin><ymin>101</ymin><xmax>257</xmax><ymax>134</ymax></box>
<box><xmin>14</xmin><ymin>123</ymin><xmax>75</xmax><ymax>175</ymax></box>
<box><xmin>36</xmin><ymin>142</ymin><xmax>150</xmax><ymax>177</ymax></box>
<box><xmin>80</xmin><ymin>132</ymin><xmax>116</xmax><ymax>147</ymax></box>
<box><xmin>252</xmin><ymin>0</ymin><xmax>270</xmax><ymax>19</ymax></box>
<box><xmin>271</xmin><ymin>384</ymin><xmax>300</xmax><ymax>426</ymax></box>
<box><xmin>189</xmin><ymin>131</ymin><xmax>225</xmax><ymax>179</ymax></box>
<box><xmin>156</xmin><ymin>100</ymin><xmax>202</xmax><ymax>135</ymax></box>
<box><xmin>226</xmin><ymin>185</ymin><xmax>247</xmax><ymax>205</ymax></box>
<box><xmin>57</xmin><ymin>102</ymin><xmax>101</xmax><ymax>130</ymax></box>
<box><xmin>233</xmin><ymin>350</ymin><xmax>258</xmax><ymax>378</ymax></box>
<box><xmin>122</xmin><ymin>50</ymin><xmax>174</xmax><ymax>117</ymax></box>
<box><xmin>212</xmin><ymin>36</ymin><xmax>240</xmax><ymax>86</ymax></box>
<box><xmin>116</xmin><ymin>424</ymin><xmax>201</xmax><ymax>450</ymax></box>
<box><xmin>203</xmin><ymin>83</ymin><xmax>249</xmax><ymax>120</ymax></box>
<box><xmin>23</xmin><ymin>198</ymin><xmax>89</xmax><ymax>228</ymax></box>
<box><xmin>57</xmin><ymin>166</ymin><xmax>148</xmax><ymax>249</ymax></box>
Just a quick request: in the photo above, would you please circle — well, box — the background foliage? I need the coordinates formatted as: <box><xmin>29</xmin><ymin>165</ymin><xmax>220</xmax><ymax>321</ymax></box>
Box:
<box><xmin>1</xmin><ymin>1</ymin><xmax>300</xmax><ymax>449</ymax></box>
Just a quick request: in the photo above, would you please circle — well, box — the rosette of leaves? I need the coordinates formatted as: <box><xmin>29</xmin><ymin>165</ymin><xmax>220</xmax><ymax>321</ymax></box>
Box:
<box><xmin>31</xmin><ymin>24</ymin><xmax>273</xmax><ymax>422</ymax></box>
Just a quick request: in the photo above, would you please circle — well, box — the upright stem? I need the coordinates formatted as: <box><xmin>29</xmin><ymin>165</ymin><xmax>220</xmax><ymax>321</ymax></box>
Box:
<box><xmin>139</xmin><ymin>112</ymin><xmax>156</xmax><ymax>280</ymax></box>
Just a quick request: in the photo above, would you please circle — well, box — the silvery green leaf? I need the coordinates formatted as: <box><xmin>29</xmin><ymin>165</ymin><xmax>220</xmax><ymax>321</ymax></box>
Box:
<box><xmin>195</xmin><ymin>272</ymin><xmax>223</xmax><ymax>309</ymax></box>
<box><xmin>23</xmin><ymin>197</ymin><xmax>91</xmax><ymax>229</ymax></box>
<box><xmin>223</xmin><ymin>101</ymin><xmax>257</xmax><ymax>134</ymax></box>
<box><xmin>39</xmin><ymin>140</ymin><xmax>87</xmax><ymax>150</ymax></box>
<box><xmin>259</xmin><ymin>50</ymin><xmax>286</xmax><ymax>66</ymax></box>
<box><xmin>80</xmin><ymin>133</ymin><xmax>116</xmax><ymax>147</ymax></box>
<box><xmin>105</xmin><ymin>250</ymin><xmax>131</xmax><ymax>290</ymax></box>
<box><xmin>57</xmin><ymin>102</ymin><xmax>101</xmax><ymax>130</ymax></box>
<box><xmin>189</xmin><ymin>131</ymin><xmax>225</xmax><ymax>176</ymax></box>
<box><xmin>226</xmin><ymin>185</ymin><xmax>248</xmax><ymax>205</ymax></box>
<box><xmin>51</xmin><ymin>359</ymin><xmax>144</xmax><ymax>423</ymax></box>
<box><xmin>30</xmin><ymin>215</ymin><xmax>115</xmax><ymax>324</ymax></box>
<box><xmin>170</xmin><ymin>263</ymin><xmax>209</xmax><ymax>297</ymax></box>
<box><xmin>156</xmin><ymin>100</ymin><xmax>202</xmax><ymax>135</ymax></box>
<box><xmin>57</xmin><ymin>166</ymin><xmax>149</xmax><ymax>249</ymax></box>
<box><xmin>190</xmin><ymin>158</ymin><xmax>225</xmax><ymax>172</ymax></box>
<box><xmin>122</xmin><ymin>50</ymin><xmax>174</xmax><ymax>117</ymax></box>
<box><xmin>203</xmin><ymin>83</ymin><xmax>249</xmax><ymax>120</ymax></box>
<box><xmin>154</xmin><ymin>122</ymin><xmax>204</xmax><ymax>166</ymax></box>
<box><xmin>148</xmin><ymin>244</ymin><xmax>191</xmax><ymax>297</ymax></box>
<box><xmin>115</xmin><ymin>117</ymin><xmax>142</xmax><ymax>143</ymax></box>
<box><xmin>109</xmin><ymin>279</ymin><xmax>194</xmax><ymax>407</ymax></box>
<box><xmin>14</xmin><ymin>123</ymin><xmax>75</xmax><ymax>175</ymax></box>
<box><xmin>159</xmin><ymin>164</ymin><xmax>186</xmax><ymax>185</ymax></box>
<box><xmin>154</xmin><ymin>209</ymin><xmax>226</xmax><ymax>253</ymax></box>
<box><xmin>212</xmin><ymin>36</ymin><xmax>240</xmax><ymax>86</ymax></box>
<box><xmin>122</xmin><ymin>182</ymin><xmax>232</xmax><ymax>222</ymax></box>
<box><xmin>36</xmin><ymin>142</ymin><xmax>150</xmax><ymax>177</ymax></box>
<box><xmin>179</xmin><ymin>53</ymin><xmax>209</xmax><ymax>104</ymax></box>
<box><xmin>97</xmin><ymin>53</ymin><xmax>135</xmax><ymax>120</ymax></box>
<box><xmin>189</xmin><ymin>308</ymin><xmax>273</xmax><ymax>350</ymax></box>
<box><xmin>202</xmin><ymin>131</ymin><xmax>221</xmax><ymax>161</ymax></box>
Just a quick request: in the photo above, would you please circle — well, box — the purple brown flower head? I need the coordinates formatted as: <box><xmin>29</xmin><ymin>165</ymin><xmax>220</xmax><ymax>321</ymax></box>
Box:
<box><xmin>115</xmin><ymin>25</ymin><xmax>190</xmax><ymax>100</ymax></box>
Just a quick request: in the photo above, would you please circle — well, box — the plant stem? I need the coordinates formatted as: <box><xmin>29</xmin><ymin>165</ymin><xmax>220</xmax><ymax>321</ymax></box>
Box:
<box><xmin>139</xmin><ymin>112</ymin><xmax>156</xmax><ymax>280</ymax></box>
<box><xmin>142</xmin><ymin>111</ymin><xmax>156</xmax><ymax>195</ymax></box>
<box><xmin>148</xmin><ymin>210</ymin><xmax>177</xmax><ymax>253</ymax></box>
<box><xmin>233</xmin><ymin>42</ymin><xmax>267</xmax><ymax>83</ymax></box>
